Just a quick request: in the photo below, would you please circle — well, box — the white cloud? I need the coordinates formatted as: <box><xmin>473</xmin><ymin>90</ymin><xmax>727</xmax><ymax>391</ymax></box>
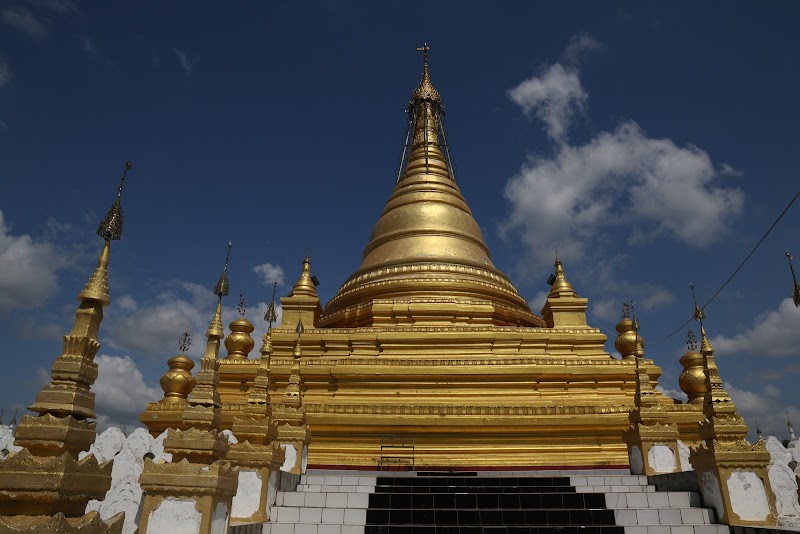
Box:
<box><xmin>2</xmin><ymin>6</ymin><xmax>47</xmax><ymax>40</ymax></box>
<box><xmin>562</xmin><ymin>33</ymin><xmax>600</xmax><ymax>65</ymax></box>
<box><xmin>253</xmin><ymin>262</ymin><xmax>286</xmax><ymax>287</ymax></box>
<box><xmin>711</xmin><ymin>298</ymin><xmax>800</xmax><ymax>357</ymax></box>
<box><xmin>508</xmin><ymin>63</ymin><xmax>587</xmax><ymax>141</ymax></box>
<box><xmin>527</xmin><ymin>289</ymin><xmax>549</xmax><ymax>316</ymax></box>
<box><xmin>591</xmin><ymin>298</ymin><xmax>620</xmax><ymax>323</ymax></box>
<box><xmin>720</xmin><ymin>163</ymin><xmax>743</xmax><ymax>176</ymax></box>
<box><xmin>106</xmin><ymin>281</ymin><xmax>217</xmax><ymax>358</ymax></box>
<box><xmin>92</xmin><ymin>355</ymin><xmax>159</xmax><ymax>431</ymax></box>
<box><xmin>0</xmin><ymin>56</ymin><xmax>11</xmax><ymax>87</ymax></box>
<box><xmin>172</xmin><ymin>47</ymin><xmax>195</xmax><ymax>75</ymax></box>
<box><xmin>0</xmin><ymin>210</ymin><xmax>66</xmax><ymax>312</ymax></box>
<box><xmin>502</xmin><ymin>121</ymin><xmax>744</xmax><ymax>269</ymax></box>
<box><xmin>116</xmin><ymin>294</ymin><xmax>138</xmax><ymax>312</ymax></box>
<box><xmin>503</xmin><ymin>40</ymin><xmax>744</xmax><ymax>273</ymax></box>
<box><xmin>656</xmin><ymin>385</ymin><xmax>688</xmax><ymax>403</ymax></box>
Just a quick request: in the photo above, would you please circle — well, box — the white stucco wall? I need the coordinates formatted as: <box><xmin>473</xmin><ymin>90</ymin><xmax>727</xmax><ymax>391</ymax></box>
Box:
<box><xmin>727</xmin><ymin>470</ymin><xmax>770</xmax><ymax>522</ymax></box>
<box><xmin>231</xmin><ymin>469</ymin><xmax>263</xmax><ymax>520</ymax></box>
<box><xmin>148</xmin><ymin>498</ymin><xmax>201</xmax><ymax>534</ymax></box>
<box><xmin>647</xmin><ymin>444</ymin><xmax>676</xmax><ymax>473</ymax></box>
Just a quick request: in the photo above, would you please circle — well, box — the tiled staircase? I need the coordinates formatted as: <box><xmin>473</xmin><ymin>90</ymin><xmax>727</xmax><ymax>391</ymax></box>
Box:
<box><xmin>263</xmin><ymin>470</ymin><xmax>730</xmax><ymax>534</ymax></box>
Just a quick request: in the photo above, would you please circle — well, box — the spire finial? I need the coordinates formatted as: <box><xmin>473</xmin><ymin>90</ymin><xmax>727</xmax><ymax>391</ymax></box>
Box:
<box><xmin>689</xmin><ymin>283</ymin><xmax>705</xmax><ymax>327</ymax></box>
<box><xmin>411</xmin><ymin>43</ymin><xmax>442</xmax><ymax>106</ymax></box>
<box><xmin>214</xmin><ymin>241</ymin><xmax>232</xmax><ymax>298</ymax></box>
<box><xmin>630</xmin><ymin>301</ymin><xmax>644</xmax><ymax>358</ymax></box>
<box><xmin>237</xmin><ymin>293</ymin><xmax>246</xmax><ymax>317</ymax></box>
<box><xmin>179</xmin><ymin>329</ymin><xmax>191</xmax><ymax>353</ymax></box>
<box><xmin>687</xmin><ymin>329</ymin><xmax>698</xmax><ymax>351</ymax></box>
<box><xmin>416</xmin><ymin>43</ymin><xmax>430</xmax><ymax>73</ymax></box>
<box><xmin>264</xmin><ymin>281</ymin><xmax>278</xmax><ymax>330</ymax></box>
<box><xmin>97</xmin><ymin>161</ymin><xmax>132</xmax><ymax>242</ymax></box>
<box><xmin>787</xmin><ymin>250</ymin><xmax>800</xmax><ymax>307</ymax></box>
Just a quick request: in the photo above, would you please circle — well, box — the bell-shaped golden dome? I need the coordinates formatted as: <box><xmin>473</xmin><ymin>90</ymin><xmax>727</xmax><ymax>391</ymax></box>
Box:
<box><xmin>321</xmin><ymin>49</ymin><xmax>540</xmax><ymax>328</ymax></box>
<box><xmin>160</xmin><ymin>354</ymin><xmax>196</xmax><ymax>402</ymax></box>
<box><xmin>225</xmin><ymin>317</ymin><xmax>255</xmax><ymax>360</ymax></box>
<box><xmin>615</xmin><ymin>317</ymin><xmax>643</xmax><ymax>360</ymax></box>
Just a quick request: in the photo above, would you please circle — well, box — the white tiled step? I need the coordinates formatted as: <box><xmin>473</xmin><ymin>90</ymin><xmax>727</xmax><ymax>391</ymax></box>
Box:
<box><xmin>271</xmin><ymin>506</ymin><xmax>367</xmax><ymax>525</ymax></box>
<box><xmin>614</xmin><ymin>508</ymin><xmax>715</xmax><ymax>526</ymax></box>
<box><xmin>263</xmin><ymin>525</ymin><xmax>365</xmax><ymax>534</ymax></box>
<box><xmin>605</xmin><ymin>492</ymin><xmax>702</xmax><ymax>509</ymax></box>
<box><xmin>576</xmin><ymin>485</ymin><xmax>657</xmax><ymax>493</ymax></box>
<box><xmin>624</xmin><ymin>527</ymin><xmax>729</xmax><ymax>534</ymax></box>
<box><xmin>301</xmin><ymin>475</ymin><xmax>377</xmax><ymax>486</ymax></box>
<box><xmin>276</xmin><ymin>492</ymin><xmax>370</xmax><ymax>508</ymax></box>
<box><xmin>295</xmin><ymin>484</ymin><xmax>375</xmax><ymax>493</ymax></box>
<box><xmin>571</xmin><ymin>476</ymin><xmax>649</xmax><ymax>487</ymax></box>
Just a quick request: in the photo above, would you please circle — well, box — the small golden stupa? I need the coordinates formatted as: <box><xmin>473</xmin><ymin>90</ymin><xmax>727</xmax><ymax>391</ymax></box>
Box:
<box><xmin>141</xmin><ymin>47</ymin><xmax>710</xmax><ymax>468</ymax></box>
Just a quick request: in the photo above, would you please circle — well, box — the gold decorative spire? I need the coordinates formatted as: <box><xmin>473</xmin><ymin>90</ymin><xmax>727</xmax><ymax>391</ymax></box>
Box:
<box><xmin>321</xmin><ymin>47</ymin><xmax>538</xmax><ymax>327</ymax></box>
<box><xmin>628</xmin><ymin>304</ymin><xmax>657</xmax><ymax>408</ymax></box>
<box><xmin>548</xmin><ymin>257</ymin><xmax>578</xmax><ymax>298</ymax></box>
<box><xmin>96</xmin><ymin>161</ymin><xmax>131</xmax><ymax>242</ymax></box>
<box><xmin>688</xmin><ymin>285</ymin><xmax>749</xmax><ymax>444</ymax></box>
<box><xmin>0</xmin><ymin>165</ymin><xmax>132</xmax><ymax>527</ymax></box>
<box><xmin>214</xmin><ymin>241</ymin><xmax>232</xmax><ymax>298</ymax></box>
<box><xmin>264</xmin><ymin>281</ymin><xmax>278</xmax><ymax>329</ymax></box>
<box><xmin>289</xmin><ymin>256</ymin><xmax>318</xmax><ymax>298</ymax></box>
<box><xmin>411</xmin><ymin>43</ymin><xmax>442</xmax><ymax>107</ymax></box>
<box><xmin>179</xmin><ymin>244</ymin><xmax>232</xmax><ymax>436</ymax></box>
<box><xmin>283</xmin><ymin>334</ymin><xmax>304</xmax><ymax>409</ymax></box>
<box><xmin>787</xmin><ymin>250</ymin><xmax>800</xmax><ymax>307</ymax></box>
<box><xmin>206</xmin><ymin>242</ymin><xmax>231</xmax><ymax>339</ymax></box>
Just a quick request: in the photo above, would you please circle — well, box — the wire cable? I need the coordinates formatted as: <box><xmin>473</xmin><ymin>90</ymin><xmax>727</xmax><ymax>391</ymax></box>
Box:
<box><xmin>657</xmin><ymin>190</ymin><xmax>800</xmax><ymax>344</ymax></box>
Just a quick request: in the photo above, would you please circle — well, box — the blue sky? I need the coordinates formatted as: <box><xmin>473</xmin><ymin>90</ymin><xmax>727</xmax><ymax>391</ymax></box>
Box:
<box><xmin>0</xmin><ymin>1</ymin><xmax>798</xmax><ymax>438</ymax></box>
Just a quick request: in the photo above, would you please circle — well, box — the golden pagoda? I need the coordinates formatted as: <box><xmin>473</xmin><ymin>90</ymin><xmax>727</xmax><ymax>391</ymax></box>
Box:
<box><xmin>142</xmin><ymin>47</ymin><xmax>708</xmax><ymax>468</ymax></box>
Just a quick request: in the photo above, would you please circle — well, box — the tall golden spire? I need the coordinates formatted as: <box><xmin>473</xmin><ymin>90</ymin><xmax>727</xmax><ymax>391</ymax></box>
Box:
<box><xmin>176</xmin><ymin>242</ymin><xmax>232</xmax><ymax>441</ymax></box>
<box><xmin>0</xmin><ymin>163</ymin><xmax>132</xmax><ymax>529</ymax></box>
<box><xmin>548</xmin><ymin>256</ymin><xmax>578</xmax><ymax>298</ymax></box>
<box><xmin>321</xmin><ymin>46</ymin><xmax>538</xmax><ymax>328</ymax></box>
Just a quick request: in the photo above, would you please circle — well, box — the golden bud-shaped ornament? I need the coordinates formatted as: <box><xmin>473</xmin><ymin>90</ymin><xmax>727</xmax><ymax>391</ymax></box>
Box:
<box><xmin>160</xmin><ymin>354</ymin><xmax>196</xmax><ymax>402</ymax></box>
<box><xmin>679</xmin><ymin>350</ymin><xmax>707</xmax><ymax>404</ymax></box>
<box><xmin>224</xmin><ymin>317</ymin><xmax>255</xmax><ymax>360</ymax></box>
<box><xmin>614</xmin><ymin>318</ymin><xmax>643</xmax><ymax>360</ymax></box>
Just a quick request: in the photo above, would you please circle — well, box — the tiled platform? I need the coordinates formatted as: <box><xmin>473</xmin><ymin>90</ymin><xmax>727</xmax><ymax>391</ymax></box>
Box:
<box><xmin>258</xmin><ymin>470</ymin><xmax>728</xmax><ymax>534</ymax></box>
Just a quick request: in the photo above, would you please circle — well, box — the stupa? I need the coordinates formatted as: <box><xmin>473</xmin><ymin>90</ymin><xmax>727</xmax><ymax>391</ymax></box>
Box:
<box><xmin>142</xmin><ymin>47</ymin><xmax>707</xmax><ymax>468</ymax></box>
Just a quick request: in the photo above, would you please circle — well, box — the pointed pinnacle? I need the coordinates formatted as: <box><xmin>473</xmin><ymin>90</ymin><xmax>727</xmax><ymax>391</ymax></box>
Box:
<box><xmin>214</xmin><ymin>241</ymin><xmax>232</xmax><ymax>298</ymax></box>
<box><xmin>264</xmin><ymin>281</ymin><xmax>278</xmax><ymax>328</ymax></box>
<box><xmin>179</xmin><ymin>330</ymin><xmax>191</xmax><ymax>353</ymax></box>
<box><xmin>97</xmin><ymin>161</ymin><xmax>132</xmax><ymax>242</ymax></box>
<box><xmin>689</xmin><ymin>283</ymin><xmax>705</xmax><ymax>324</ymax></box>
